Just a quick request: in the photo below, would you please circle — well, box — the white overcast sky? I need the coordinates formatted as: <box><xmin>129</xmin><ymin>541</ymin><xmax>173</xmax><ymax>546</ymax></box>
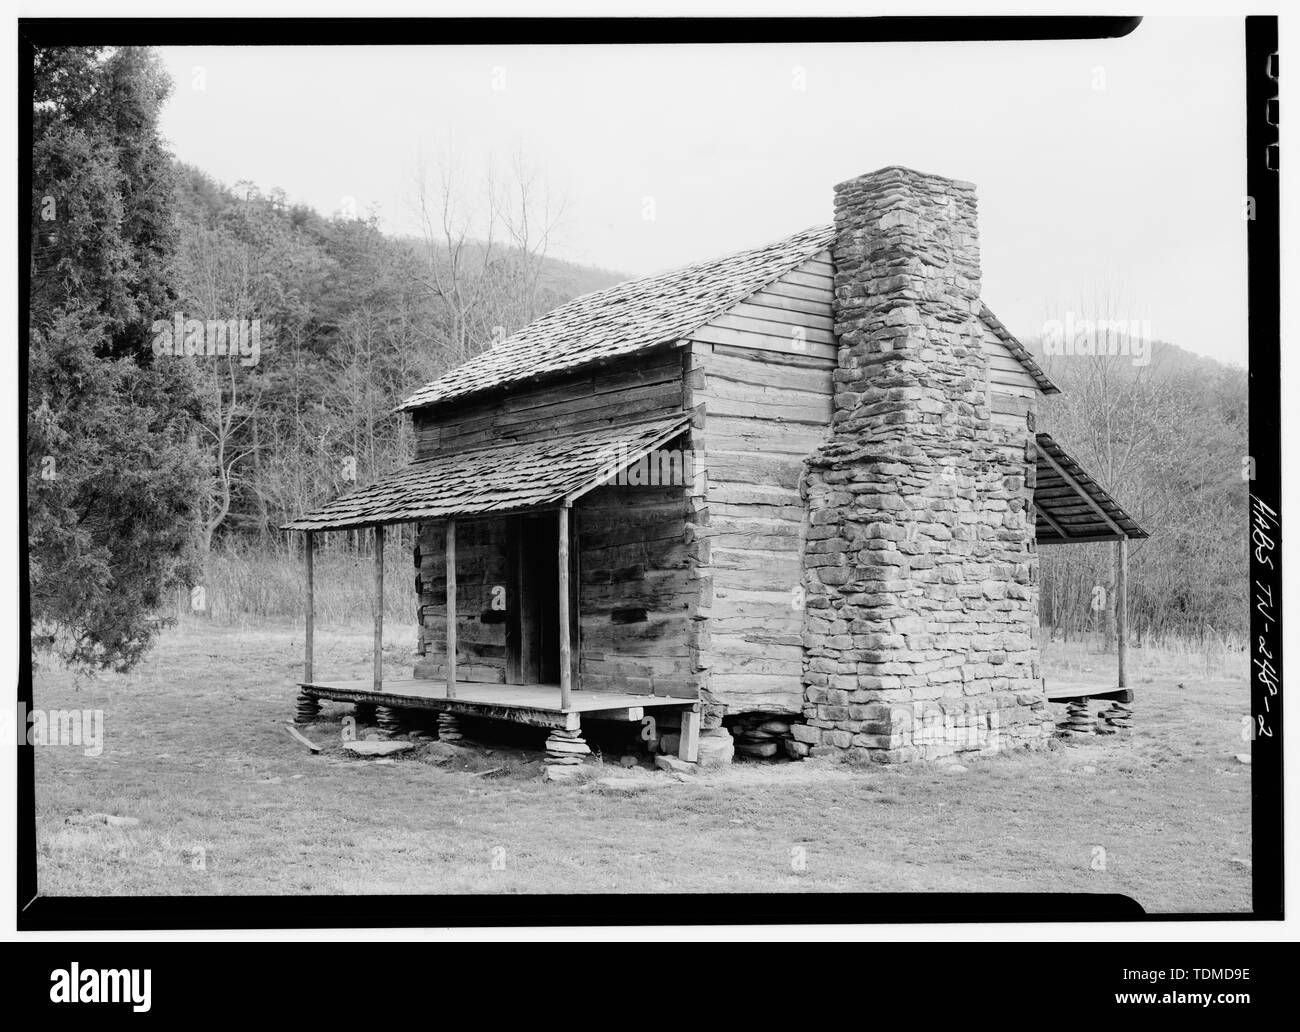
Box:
<box><xmin>156</xmin><ymin>17</ymin><xmax>1248</xmax><ymax>366</ymax></box>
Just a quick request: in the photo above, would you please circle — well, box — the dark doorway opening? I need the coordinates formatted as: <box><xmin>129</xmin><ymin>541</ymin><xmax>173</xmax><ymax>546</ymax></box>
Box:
<box><xmin>506</xmin><ymin>513</ymin><xmax>560</xmax><ymax>684</ymax></box>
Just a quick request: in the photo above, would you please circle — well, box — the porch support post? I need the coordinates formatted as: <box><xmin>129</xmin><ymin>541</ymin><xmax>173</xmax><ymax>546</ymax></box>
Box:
<box><xmin>295</xmin><ymin>530</ymin><xmax>321</xmax><ymax>724</ymax></box>
<box><xmin>373</xmin><ymin>524</ymin><xmax>384</xmax><ymax>692</ymax></box>
<box><xmin>1116</xmin><ymin>536</ymin><xmax>1129</xmax><ymax>689</ymax></box>
<box><xmin>445</xmin><ymin>519</ymin><xmax>457</xmax><ymax>698</ymax></box>
<box><xmin>558</xmin><ymin>504</ymin><xmax>573</xmax><ymax>710</ymax></box>
<box><xmin>304</xmin><ymin>531</ymin><xmax>315</xmax><ymax>684</ymax></box>
<box><xmin>678</xmin><ymin>706</ymin><xmax>701</xmax><ymax>763</ymax></box>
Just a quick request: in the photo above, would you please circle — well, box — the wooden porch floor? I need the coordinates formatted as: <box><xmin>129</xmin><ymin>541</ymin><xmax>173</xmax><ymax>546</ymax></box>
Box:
<box><xmin>1045</xmin><ymin>679</ymin><xmax>1134</xmax><ymax>704</ymax></box>
<box><xmin>299</xmin><ymin>678</ymin><xmax>696</xmax><ymax>730</ymax></box>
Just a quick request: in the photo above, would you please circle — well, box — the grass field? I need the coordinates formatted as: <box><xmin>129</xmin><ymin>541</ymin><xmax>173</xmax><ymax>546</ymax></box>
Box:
<box><xmin>31</xmin><ymin>620</ymin><xmax>1252</xmax><ymax>910</ymax></box>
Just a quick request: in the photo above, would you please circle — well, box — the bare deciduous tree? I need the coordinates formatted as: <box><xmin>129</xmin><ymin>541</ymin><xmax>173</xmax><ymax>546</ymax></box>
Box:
<box><xmin>414</xmin><ymin>148</ymin><xmax>567</xmax><ymax>365</ymax></box>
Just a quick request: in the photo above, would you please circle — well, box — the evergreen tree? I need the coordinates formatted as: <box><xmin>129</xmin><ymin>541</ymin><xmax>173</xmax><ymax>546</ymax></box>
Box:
<box><xmin>29</xmin><ymin>46</ymin><xmax>204</xmax><ymax>672</ymax></box>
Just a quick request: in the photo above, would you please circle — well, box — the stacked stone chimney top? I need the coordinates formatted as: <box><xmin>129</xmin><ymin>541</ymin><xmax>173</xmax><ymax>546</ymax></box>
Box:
<box><xmin>833</xmin><ymin>164</ymin><xmax>977</xmax><ymax>194</ymax></box>
<box><xmin>815</xmin><ymin>166</ymin><xmax>989</xmax><ymax>466</ymax></box>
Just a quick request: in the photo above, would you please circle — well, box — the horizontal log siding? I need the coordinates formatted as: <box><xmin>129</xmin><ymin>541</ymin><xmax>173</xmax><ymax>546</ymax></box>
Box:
<box><xmin>982</xmin><ymin>323</ymin><xmax>1040</xmax><ymax>435</ymax></box>
<box><xmin>412</xmin><ymin>345</ymin><xmax>686</xmax><ymax>457</ymax></box>
<box><xmin>413</xmin><ymin>517</ymin><xmax>509</xmax><ymax>684</ymax></box>
<box><xmin>575</xmin><ymin>480</ymin><xmax>698</xmax><ymax>698</ymax></box>
<box><xmin>688</xmin><ymin>253</ymin><xmax>835</xmax><ymax>715</ymax></box>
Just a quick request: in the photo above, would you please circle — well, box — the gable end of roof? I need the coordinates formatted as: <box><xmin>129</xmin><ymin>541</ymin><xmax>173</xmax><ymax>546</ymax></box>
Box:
<box><xmin>398</xmin><ymin>224</ymin><xmax>1058</xmax><ymax>411</ymax></box>
<box><xmin>398</xmin><ymin>224</ymin><xmax>836</xmax><ymax>412</ymax></box>
<box><xmin>979</xmin><ymin>304</ymin><xmax>1059</xmax><ymax>394</ymax></box>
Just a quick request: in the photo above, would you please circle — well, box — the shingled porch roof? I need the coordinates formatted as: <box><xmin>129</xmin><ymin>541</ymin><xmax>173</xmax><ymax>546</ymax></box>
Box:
<box><xmin>398</xmin><ymin>224</ymin><xmax>1055</xmax><ymax>411</ymax></box>
<box><xmin>1034</xmin><ymin>432</ymin><xmax>1149</xmax><ymax>544</ymax></box>
<box><xmin>281</xmin><ymin>413</ymin><xmax>692</xmax><ymax>532</ymax></box>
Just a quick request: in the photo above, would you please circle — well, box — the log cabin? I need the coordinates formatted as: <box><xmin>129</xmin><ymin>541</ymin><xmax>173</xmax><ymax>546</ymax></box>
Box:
<box><xmin>284</xmin><ymin>165</ymin><xmax>1147</xmax><ymax>771</ymax></box>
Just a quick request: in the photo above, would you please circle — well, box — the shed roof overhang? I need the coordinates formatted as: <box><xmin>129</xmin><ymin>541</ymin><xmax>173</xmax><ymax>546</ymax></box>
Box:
<box><xmin>1033</xmin><ymin>432</ymin><xmax>1149</xmax><ymax>545</ymax></box>
<box><xmin>282</xmin><ymin>412</ymin><xmax>693</xmax><ymax>533</ymax></box>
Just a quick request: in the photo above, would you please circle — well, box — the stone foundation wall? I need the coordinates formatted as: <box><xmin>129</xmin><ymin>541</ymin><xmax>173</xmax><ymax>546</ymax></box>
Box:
<box><xmin>793</xmin><ymin>166</ymin><xmax>1052</xmax><ymax>763</ymax></box>
<box><xmin>791</xmin><ymin>694</ymin><xmax>1052</xmax><ymax>763</ymax></box>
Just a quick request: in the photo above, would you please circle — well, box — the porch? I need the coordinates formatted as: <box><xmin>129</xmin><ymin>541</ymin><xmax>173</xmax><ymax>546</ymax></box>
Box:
<box><xmin>1044</xmin><ymin>680</ymin><xmax>1134</xmax><ymax>704</ymax></box>
<box><xmin>298</xmin><ymin>677</ymin><xmax>697</xmax><ymax>732</ymax></box>
<box><xmin>1033</xmin><ymin>432</ymin><xmax>1149</xmax><ymax>725</ymax></box>
<box><xmin>282</xmin><ymin>414</ymin><xmax>703</xmax><ymax>765</ymax></box>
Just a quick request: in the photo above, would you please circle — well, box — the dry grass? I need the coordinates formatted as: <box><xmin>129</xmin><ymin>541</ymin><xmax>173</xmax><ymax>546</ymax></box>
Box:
<box><xmin>31</xmin><ymin>621</ymin><xmax>1251</xmax><ymax>911</ymax></box>
<box><xmin>1041</xmin><ymin>630</ymin><xmax>1248</xmax><ymax>685</ymax></box>
<box><xmin>172</xmin><ymin>540</ymin><xmax>418</xmax><ymax>626</ymax></box>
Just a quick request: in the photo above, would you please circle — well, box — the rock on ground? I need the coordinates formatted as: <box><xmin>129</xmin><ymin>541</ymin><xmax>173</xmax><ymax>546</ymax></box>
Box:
<box><xmin>654</xmin><ymin>755</ymin><xmax>696</xmax><ymax>775</ymax></box>
<box><xmin>66</xmin><ymin>813</ymin><xmax>140</xmax><ymax>828</ymax></box>
<box><xmin>344</xmin><ymin>740</ymin><xmax>414</xmax><ymax>758</ymax></box>
<box><xmin>543</xmin><ymin>764</ymin><xmax>587</xmax><ymax>783</ymax></box>
<box><xmin>696</xmin><ymin>730</ymin><xmax>735</xmax><ymax>767</ymax></box>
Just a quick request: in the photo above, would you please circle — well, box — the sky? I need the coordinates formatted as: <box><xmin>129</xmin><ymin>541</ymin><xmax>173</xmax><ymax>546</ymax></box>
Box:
<box><xmin>156</xmin><ymin>18</ymin><xmax>1249</xmax><ymax>366</ymax></box>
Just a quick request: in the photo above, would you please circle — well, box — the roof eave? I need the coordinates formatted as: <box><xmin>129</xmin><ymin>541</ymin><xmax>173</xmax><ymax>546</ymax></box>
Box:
<box><xmin>978</xmin><ymin>304</ymin><xmax>1059</xmax><ymax>395</ymax></box>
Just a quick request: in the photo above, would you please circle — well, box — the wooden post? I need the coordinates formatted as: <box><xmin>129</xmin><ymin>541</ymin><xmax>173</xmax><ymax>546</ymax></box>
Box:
<box><xmin>1116</xmin><ymin>537</ymin><xmax>1129</xmax><ymax>689</ymax></box>
<box><xmin>304</xmin><ymin>531</ymin><xmax>315</xmax><ymax>684</ymax></box>
<box><xmin>373</xmin><ymin>524</ymin><xmax>384</xmax><ymax>692</ymax></box>
<box><xmin>505</xmin><ymin>518</ymin><xmax>522</xmax><ymax>684</ymax></box>
<box><xmin>678</xmin><ymin>706</ymin><xmax>701</xmax><ymax>763</ymax></box>
<box><xmin>558</xmin><ymin>505</ymin><xmax>572</xmax><ymax>710</ymax></box>
<box><xmin>445</xmin><ymin>519</ymin><xmax>457</xmax><ymax>699</ymax></box>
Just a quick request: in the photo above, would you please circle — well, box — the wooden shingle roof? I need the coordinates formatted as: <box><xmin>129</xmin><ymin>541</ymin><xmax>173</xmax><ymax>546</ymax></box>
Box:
<box><xmin>282</xmin><ymin>413</ymin><xmax>692</xmax><ymax>532</ymax></box>
<box><xmin>1034</xmin><ymin>432</ymin><xmax>1148</xmax><ymax>544</ymax></box>
<box><xmin>398</xmin><ymin>225</ymin><xmax>837</xmax><ymax>410</ymax></box>
<box><xmin>400</xmin><ymin>223</ymin><xmax>1055</xmax><ymax>411</ymax></box>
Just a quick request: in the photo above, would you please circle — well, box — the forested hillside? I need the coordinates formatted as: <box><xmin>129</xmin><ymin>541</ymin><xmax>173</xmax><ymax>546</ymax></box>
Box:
<box><xmin>1032</xmin><ymin>338</ymin><xmax>1249</xmax><ymax>641</ymax></box>
<box><xmin>170</xmin><ymin>164</ymin><xmax>623</xmax><ymax>552</ymax></box>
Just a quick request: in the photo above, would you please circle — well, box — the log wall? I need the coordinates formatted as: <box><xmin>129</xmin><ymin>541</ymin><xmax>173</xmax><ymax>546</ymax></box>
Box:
<box><xmin>414</xmin><ymin>517</ymin><xmax>509</xmax><ymax>684</ymax></box>
<box><xmin>410</xmin><ymin>350</ymin><xmax>697</xmax><ymax>695</ymax></box>
<box><xmin>688</xmin><ymin>253</ymin><xmax>836</xmax><ymax>716</ymax></box>
<box><xmin>574</xmin><ymin>477</ymin><xmax>698</xmax><ymax>699</ymax></box>
<box><xmin>412</xmin><ymin>345</ymin><xmax>685</xmax><ymax>457</ymax></box>
<box><xmin>983</xmin><ymin>322</ymin><xmax>1039</xmax><ymax>438</ymax></box>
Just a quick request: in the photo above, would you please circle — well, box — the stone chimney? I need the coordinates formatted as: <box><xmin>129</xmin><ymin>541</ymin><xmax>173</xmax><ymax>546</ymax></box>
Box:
<box><xmin>794</xmin><ymin>167</ymin><xmax>1053</xmax><ymax>763</ymax></box>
